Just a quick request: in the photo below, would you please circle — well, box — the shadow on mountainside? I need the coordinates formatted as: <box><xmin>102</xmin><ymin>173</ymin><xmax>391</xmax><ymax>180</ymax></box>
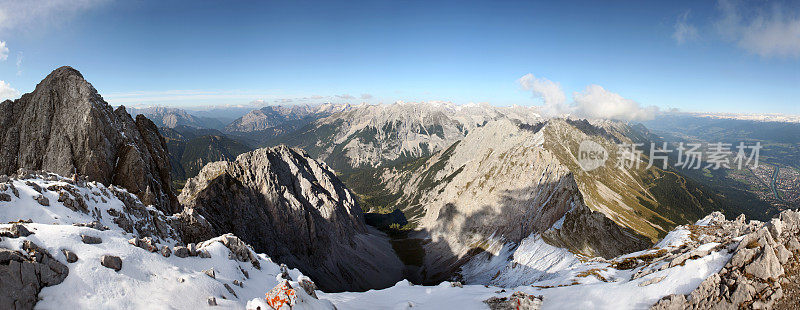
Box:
<box><xmin>393</xmin><ymin>175</ymin><xmax>652</xmax><ymax>286</ymax></box>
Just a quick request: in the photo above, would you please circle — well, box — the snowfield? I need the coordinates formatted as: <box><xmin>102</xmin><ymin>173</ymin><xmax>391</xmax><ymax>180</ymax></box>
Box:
<box><xmin>0</xmin><ymin>174</ymin><xmax>736</xmax><ymax>309</ymax></box>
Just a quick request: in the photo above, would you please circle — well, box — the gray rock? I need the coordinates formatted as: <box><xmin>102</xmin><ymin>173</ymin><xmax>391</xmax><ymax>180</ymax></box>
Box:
<box><xmin>34</xmin><ymin>194</ymin><xmax>49</xmax><ymax>206</ymax></box>
<box><xmin>81</xmin><ymin>235</ymin><xmax>102</xmax><ymax>244</ymax></box>
<box><xmin>639</xmin><ymin>276</ymin><xmax>666</xmax><ymax>287</ymax></box>
<box><xmin>484</xmin><ymin>291</ymin><xmax>543</xmax><ymax>310</ymax></box>
<box><xmin>160</xmin><ymin>246</ymin><xmax>171</xmax><ymax>258</ymax></box>
<box><xmin>0</xmin><ymin>193</ymin><xmax>10</xmax><ymax>202</ymax></box>
<box><xmin>207</xmin><ymin>297</ymin><xmax>217</xmax><ymax>306</ymax></box>
<box><xmin>0</xmin><ymin>244</ymin><xmax>69</xmax><ymax>309</ymax></box>
<box><xmin>0</xmin><ymin>66</ymin><xmax>178</xmax><ymax>214</ymax></box>
<box><xmin>198</xmin><ymin>250</ymin><xmax>211</xmax><ymax>258</ymax></box>
<box><xmin>173</xmin><ymin>246</ymin><xmax>189</xmax><ymax>258</ymax></box>
<box><xmin>187</xmin><ymin>243</ymin><xmax>197</xmax><ymax>256</ymax></box>
<box><xmin>178</xmin><ymin>146</ymin><xmax>404</xmax><ymax>292</ymax></box>
<box><xmin>0</xmin><ymin>223</ymin><xmax>33</xmax><ymax>238</ymax></box>
<box><xmin>650</xmin><ymin>294</ymin><xmax>687</xmax><ymax>310</ymax></box>
<box><xmin>787</xmin><ymin>237</ymin><xmax>800</xmax><ymax>252</ymax></box>
<box><xmin>223</xmin><ymin>283</ymin><xmax>237</xmax><ymax>298</ymax></box>
<box><xmin>776</xmin><ymin>244</ymin><xmax>792</xmax><ymax>264</ymax></box>
<box><xmin>203</xmin><ymin>268</ymin><xmax>215</xmax><ymax>279</ymax></box>
<box><xmin>100</xmin><ymin>255</ymin><xmax>122</xmax><ymax>271</ymax></box>
<box><xmin>198</xmin><ymin>234</ymin><xmax>260</xmax><ymax>269</ymax></box>
<box><xmin>743</xmin><ymin>243</ymin><xmax>783</xmax><ymax>281</ymax></box>
<box><xmin>768</xmin><ymin>218</ymin><xmax>783</xmax><ymax>239</ymax></box>
<box><xmin>61</xmin><ymin>249</ymin><xmax>78</xmax><ymax>263</ymax></box>
<box><xmin>298</xmin><ymin>279</ymin><xmax>318</xmax><ymax>299</ymax></box>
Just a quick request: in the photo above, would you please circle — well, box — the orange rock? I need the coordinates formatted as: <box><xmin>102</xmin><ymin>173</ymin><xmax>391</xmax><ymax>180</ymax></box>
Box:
<box><xmin>265</xmin><ymin>280</ymin><xmax>297</xmax><ymax>310</ymax></box>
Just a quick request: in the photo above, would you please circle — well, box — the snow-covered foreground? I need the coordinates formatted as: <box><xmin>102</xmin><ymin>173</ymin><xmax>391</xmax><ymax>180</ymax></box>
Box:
<box><xmin>323</xmin><ymin>229</ymin><xmax>734</xmax><ymax>310</ymax></box>
<box><xmin>1</xmin><ymin>174</ymin><xmax>736</xmax><ymax>309</ymax></box>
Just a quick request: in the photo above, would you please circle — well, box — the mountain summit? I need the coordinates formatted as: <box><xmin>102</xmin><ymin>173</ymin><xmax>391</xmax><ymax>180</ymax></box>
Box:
<box><xmin>0</xmin><ymin>66</ymin><xmax>178</xmax><ymax>213</ymax></box>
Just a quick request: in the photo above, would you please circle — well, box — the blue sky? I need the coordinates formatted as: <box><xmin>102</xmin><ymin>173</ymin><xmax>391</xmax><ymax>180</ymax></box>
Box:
<box><xmin>0</xmin><ymin>0</ymin><xmax>798</xmax><ymax>115</ymax></box>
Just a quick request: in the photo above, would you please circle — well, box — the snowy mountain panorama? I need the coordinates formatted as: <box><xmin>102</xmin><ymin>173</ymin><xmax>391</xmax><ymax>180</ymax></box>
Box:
<box><xmin>2</xmin><ymin>170</ymin><xmax>800</xmax><ymax>309</ymax></box>
<box><xmin>0</xmin><ymin>66</ymin><xmax>797</xmax><ymax>309</ymax></box>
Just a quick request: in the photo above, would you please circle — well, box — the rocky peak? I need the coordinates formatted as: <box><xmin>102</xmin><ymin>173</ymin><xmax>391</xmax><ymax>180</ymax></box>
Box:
<box><xmin>178</xmin><ymin>145</ymin><xmax>404</xmax><ymax>292</ymax></box>
<box><xmin>0</xmin><ymin>66</ymin><xmax>178</xmax><ymax>214</ymax></box>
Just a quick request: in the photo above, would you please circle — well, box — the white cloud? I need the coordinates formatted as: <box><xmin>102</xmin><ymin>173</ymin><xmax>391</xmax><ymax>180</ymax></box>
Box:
<box><xmin>673</xmin><ymin>10</ymin><xmax>699</xmax><ymax>45</ymax></box>
<box><xmin>0</xmin><ymin>80</ymin><xmax>19</xmax><ymax>101</ymax></box>
<box><xmin>0</xmin><ymin>0</ymin><xmax>108</xmax><ymax>35</ymax></box>
<box><xmin>0</xmin><ymin>40</ymin><xmax>7</xmax><ymax>61</ymax></box>
<box><xmin>715</xmin><ymin>0</ymin><xmax>800</xmax><ymax>58</ymax></box>
<box><xmin>335</xmin><ymin>94</ymin><xmax>355</xmax><ymax>100</ymax></box>
<box><xmin>573</xmin><ymin>85</ymin><xmax>658</xmax><ymax>121</ymax></box>
<box><xmin>360</xmin><ymin>93</ymin><xmax>373</xmax><ymax>99</ymax></box>
<box><xmin>15</xmin><ymin>51</ymin><xmax>21</xmax><ymax>75</ymax></box>
<box><xmin>517</xmin><ymin>73</ymin><xmax>568</xmax><ymax>116</ymax></box>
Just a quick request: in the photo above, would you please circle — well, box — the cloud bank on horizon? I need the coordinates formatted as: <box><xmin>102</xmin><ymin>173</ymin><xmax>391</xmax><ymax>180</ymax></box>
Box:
<box><xmin>673</xmin><ymin>0</ymin><xmax>800</xmax><ymax>59</ymax></box>
<box><xmin>518</xmin><ymin>73</ymin><xmax>658</xmax><ymax>121</ymax></box>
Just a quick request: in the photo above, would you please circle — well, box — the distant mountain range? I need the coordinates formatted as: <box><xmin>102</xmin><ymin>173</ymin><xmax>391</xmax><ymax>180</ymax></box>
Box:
<box><xmin>128</xmin><ymin>106</ymin><xmax>227</xmax><ymax>130</ymax></box>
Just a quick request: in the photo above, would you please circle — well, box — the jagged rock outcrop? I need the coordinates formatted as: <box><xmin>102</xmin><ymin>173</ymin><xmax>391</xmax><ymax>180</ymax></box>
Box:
<box><xmin>0</xmin><ymin>171</ymin><xmax>180</xmax><ymax>243</ymax></box>
<box><xmin>650</xmin><ymin>210</ymin><xmax>800</xmax><ymax>309</ymax></box>
<box><xmin>0</xmin><ymin>66</ymin><xmax>178</xmax><ymax>214</ymax></box>
<box><xmin>0</xmin><ymin>241</ymin><xmax>69</xmax><ymax>310</ymax></box>
<box><xmin>178</xmin><ymin>145</ymin><xmax>404</xmax><ymax>292</ymax></box>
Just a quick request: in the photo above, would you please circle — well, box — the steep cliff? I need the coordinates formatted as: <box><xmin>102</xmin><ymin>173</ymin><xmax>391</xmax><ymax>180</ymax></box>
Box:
<box><xmin>0</xmin><ymin>66</ymin><xmax>178</xmax><ymax>214</ymax></box>
<box><xmin>178</xmin><ymin>146</ymin><xmax>404</xmax><ymax>292</ymax></box>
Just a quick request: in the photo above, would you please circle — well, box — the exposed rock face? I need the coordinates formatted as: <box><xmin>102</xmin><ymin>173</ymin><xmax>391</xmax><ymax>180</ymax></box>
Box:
<box><xmin>0</xmin><ymin>66</ymin><xmax>178</xmax><ymax>214</ymax></box>
<box><xmin>275</xmin><ymin>101</ymin><xmax>543</xmax><ymax>172</ymax></box>
<box><xmin>178</xmin><ymin>145</ymin><xmax>404</xmax><ymax>292</ymax></box>
<box><xmin>376</xmin><ymin>119</ymin><xmax>650</xmax><ymax>283</ymax></box>
<box><xmin>0</xmin><ymin>241</ymin><xmax>69</xmax><ymax>310</ymax></box>
<box><xmin>650</xmin><ymin>210</ymin><xmax>800</xmax><ymax>309</ymax></box>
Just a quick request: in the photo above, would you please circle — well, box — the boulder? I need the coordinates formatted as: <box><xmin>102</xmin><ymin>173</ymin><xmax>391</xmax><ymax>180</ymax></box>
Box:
<box><xmin>265</xmin><ymin>280</ymin><xmax>298</xmax><ymax>310</ymax></box>
<box><xmin>173</xmin><ymin>246</ymin><xmax>189</xmax><ymax>258</ymax></box>
<box><xmin>100</xmin><ymin>255</ymin><xmax>122</xmax><ymax>272</ymax></box>
<box><xmin>0</xmin><ymin>224</ymin><xmax>33</xmax><ymax>238</ymax></box>
<box><xmin>484</xmin><ymin>292</ymin><xmax>544</xmax><ymax>310</ymax></box>
<box><xmin>61</xmin><ymin>249</ymin><xmax>78</xmax><ymax>263</ymax></box>
<box><xmin>34</xmin><ymin>195</ymin><xmax>49</xmax><ymax>206</ymax></box>
<box><xmin>81</xmin><ymin>235</ymin><xmax>102</xmax><ymax>244</ymax></box>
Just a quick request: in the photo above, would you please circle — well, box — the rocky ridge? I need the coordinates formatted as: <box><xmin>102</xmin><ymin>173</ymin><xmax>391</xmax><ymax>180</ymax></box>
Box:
<box><xmin>128</xmin><ymin>106</ymin><xmax>225</xmax><ymax>129</ymax></box>
<box><xmin>651</xmin><ymin>210</ymin><xmax>800</xmax><ymax>309</ymax></box>
<box><xmin>0</xmin><ymin>67</ymin><xmax>178</xmax><ymax>214</ymax></box>
<box><xmin>178</xmin><ymin>145</ymin><xmax>404</xmax><ymax>292</ymax></box>
<box><xmin>275</xmin><ymin>101</ymin><xmax>543</xmax><ymax>172</ymax></box>
<box><xmin>372</xmin><ymin>119</ymin><xmax>650</xmax><ymax>283</ymax></box>
<box><xmin>224</xmin><ymin>103</ymin><xmax>349</xmax><ymax>133</ymax></box>
<box><xmin>0</xmin><ymin>171</ymin><xmax>334</xmax><ymax>309</ymax></box>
